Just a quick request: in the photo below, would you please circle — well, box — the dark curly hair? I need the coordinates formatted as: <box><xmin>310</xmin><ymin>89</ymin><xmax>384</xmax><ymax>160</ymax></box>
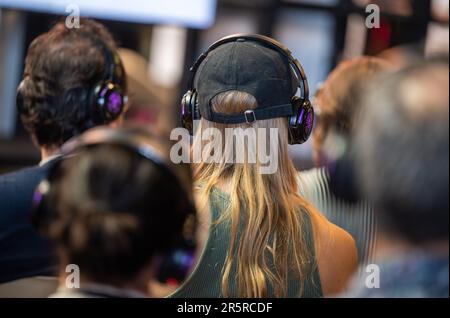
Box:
<box><xmin>17</xmin><ymin>19</ymin><xmax>127</xmax><ymax>148</ymax></box>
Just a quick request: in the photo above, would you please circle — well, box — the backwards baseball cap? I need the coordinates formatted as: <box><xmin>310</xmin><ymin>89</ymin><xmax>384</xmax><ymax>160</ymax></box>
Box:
<box><xmin>193</xmin><ymin>37</ymin><xmax>301</xmax><ymax>124</ymax></box>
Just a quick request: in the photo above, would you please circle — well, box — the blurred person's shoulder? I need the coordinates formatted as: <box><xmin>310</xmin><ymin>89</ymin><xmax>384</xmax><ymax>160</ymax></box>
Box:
<box><xmin>0</xmin><ymin>164</ymin><xmax>44</xmax><ymax>181</ymax></box>
<box><xmin>0</xmin><ymin>161</ymin><xmax>57</xmax><ymax>284</ymax></box>
<box><xmin>0</xmin><ymin>162</ymin><xmax>52</xmax><ymax>191</ymax></box>
<box><xmin>307</xmin><ymin>203</ymin><xmax>358</xmax><ymax>295</ymax></box>
<box><xmin>0</xmin><ymin>160</ymin><xmax>56</xmax><ymax>211</ymax></box>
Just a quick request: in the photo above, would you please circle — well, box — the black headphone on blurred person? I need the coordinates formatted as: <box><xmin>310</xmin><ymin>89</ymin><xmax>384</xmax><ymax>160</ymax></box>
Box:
<box><xmin>181</xmin><ymin>34</ymin><xmax>314</xmax><ymax>145</ymax></box>
<box><xmin>17</xmin><ymin>38</ymin><xmax>127</xmax><ymax>123</ymax></box>
<box><xmin>30</xmin><ymin>129</ymin><xmax>197</xmax><ymax>286</ymax></box>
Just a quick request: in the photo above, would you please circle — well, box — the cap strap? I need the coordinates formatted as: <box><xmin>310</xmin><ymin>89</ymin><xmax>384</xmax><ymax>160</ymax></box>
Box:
<box><xmin>207</xmin><ymin>103</ymin><xmax>293</xmax><ymax>124</ymax></box>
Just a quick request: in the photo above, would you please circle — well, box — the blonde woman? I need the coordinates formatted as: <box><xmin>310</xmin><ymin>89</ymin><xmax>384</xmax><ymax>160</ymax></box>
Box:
<box><xmin>171</xmin><ymin>35</ymin><xmax>357</xmax><ymax>298</ymax></box>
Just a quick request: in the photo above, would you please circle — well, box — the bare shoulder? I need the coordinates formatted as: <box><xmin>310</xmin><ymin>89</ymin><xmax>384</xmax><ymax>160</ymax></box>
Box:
<box><xmin>307</xmin><ymin>206</ymin><xmax>358</xmax><ymax>296</ymax></box>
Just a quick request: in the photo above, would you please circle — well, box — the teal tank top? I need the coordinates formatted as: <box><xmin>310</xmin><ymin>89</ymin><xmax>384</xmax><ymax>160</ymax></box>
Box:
<box><xmin>170</xmin><ymin>188</ymin><xmax>323</xmax><ymax>298</ymax></box>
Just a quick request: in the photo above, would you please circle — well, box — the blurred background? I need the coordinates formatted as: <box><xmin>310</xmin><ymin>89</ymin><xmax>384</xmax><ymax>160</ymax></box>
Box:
<box><xmin>0</xmin><ymin>0</ymin><xmax>448</xmax><ymax>174</ymax></box>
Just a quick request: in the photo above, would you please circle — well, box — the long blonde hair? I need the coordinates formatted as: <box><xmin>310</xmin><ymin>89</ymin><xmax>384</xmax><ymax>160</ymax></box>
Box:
<box><xmin>193</xmin><ymin>91</ymin><xmax>316</xmax><ymax>297</ymax></box>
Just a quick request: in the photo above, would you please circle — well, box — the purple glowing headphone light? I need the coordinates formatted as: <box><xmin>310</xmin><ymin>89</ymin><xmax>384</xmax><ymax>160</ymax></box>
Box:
<box><xmin>107</xmin><ymin>91</ymin><xmax>123</xmax><ymax>115</ymax></box>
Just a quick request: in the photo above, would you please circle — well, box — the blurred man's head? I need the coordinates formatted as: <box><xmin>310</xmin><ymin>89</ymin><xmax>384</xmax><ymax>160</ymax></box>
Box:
<box><xmin>17</xmin><ymin>19</ymin><xmax>127</xmax><ymax>155</ymax></box>
<box><xmin>355</xmin><ymin>58</ymin><xmax>449</xmax><ymax>245</ymax></box>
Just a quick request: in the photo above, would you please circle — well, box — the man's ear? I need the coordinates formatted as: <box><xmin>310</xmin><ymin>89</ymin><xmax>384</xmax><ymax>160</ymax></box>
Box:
<box><xmin>321</xmin><ymin>130</ymin><xmax>348</xmax><ymax>164</ymax></box>
<box><xmin>312</xmin><ymin>149</ymin><xmax>324</xmax><ymax>167</ymax></box>
<box><xmin>312</xmin><ymin>134</ymin><xmax>327</xmax><ymax>167</ymax></box>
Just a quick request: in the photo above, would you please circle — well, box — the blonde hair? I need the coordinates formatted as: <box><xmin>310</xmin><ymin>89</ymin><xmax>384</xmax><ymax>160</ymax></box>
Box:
<box><xmin>193</xmin><ymin>91</ymin><xmax>316</xmax><ymax>297</ymax></box>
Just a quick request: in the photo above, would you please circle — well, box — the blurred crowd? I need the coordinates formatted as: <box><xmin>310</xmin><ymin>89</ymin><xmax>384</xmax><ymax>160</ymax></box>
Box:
<box><xmin>0</xmin><ymin>16</ymin><xmax>448</xmax><ymax>298</ymax></box>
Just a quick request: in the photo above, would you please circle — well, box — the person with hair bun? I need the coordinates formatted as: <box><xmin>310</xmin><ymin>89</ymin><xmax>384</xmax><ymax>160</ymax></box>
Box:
<box><xmin>38</xmin><ymin>127</ymin><xmax>196</xmax><ymax>298</ymax></box>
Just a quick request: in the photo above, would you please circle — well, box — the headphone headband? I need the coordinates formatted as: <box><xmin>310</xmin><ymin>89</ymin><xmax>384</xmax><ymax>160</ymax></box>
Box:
<box><xmin>80</xmin><ymin>31</ymin><xmax>125</xmax><ymax>87</ymax></box>
<box><xmin>188</xmin><ymin>33</ymin><xmax>309</xmax><ymax>100</ymax></box>
<box><xmin>81</xmin><ymin>32</ymin><xmax>127</xmax><ymax>122</ymax></box>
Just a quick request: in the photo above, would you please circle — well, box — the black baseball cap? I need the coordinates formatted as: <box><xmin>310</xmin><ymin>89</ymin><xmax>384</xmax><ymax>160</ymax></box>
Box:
<box><xmin>193</xmin><ymin>37</ymin><xmax>300</xmax><ymax>124</ymax></box>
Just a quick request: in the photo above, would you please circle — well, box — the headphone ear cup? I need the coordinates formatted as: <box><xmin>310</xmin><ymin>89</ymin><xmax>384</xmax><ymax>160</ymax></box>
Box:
<box><xmin>302</xmin><ymin>100</ymin><xmax>315</xmax><ymax>141</ymax></box>
<box><xmin>191</xmin><ymin>91</ymin><xmax>200</xmax><ymax>121</ymax></box>
<box><xmin>288</xmin><ymin>97</ymin><xmax>315</xmax><ymax>145</ymax></box>
<box><xmin>93</xmin><ymin>81</ymin><xmax>125</xmax><ymax>122</ymax></box>
<box><xmin>181</xmin><ymin>90</ymin><xmax>200</xmax><ymax>135</ymax></box>
<box><xmin>181</xmin><ymin>91</ymin><xmax>194</xmax><ymax>134</ymax></box>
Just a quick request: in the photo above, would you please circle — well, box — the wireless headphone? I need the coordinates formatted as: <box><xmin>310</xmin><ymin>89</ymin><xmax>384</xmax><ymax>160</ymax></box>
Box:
<box><xmin>181</xmin><ymin>34</ymin><xmax>314</xmax><ymax>145</ymax></box>
<box><xmin>16</xmin><ymin>36</ymin><xmax>127</xmax><ymax>123</ymax></box>
<box><xmin>92</xmin><ymin>41</ymin><xmax>127</xmax><ymax>122</ymax></box>
<box><xmin>31</xmin><ymin>128</ymin><xmax>197</xmax><ymax>286</ymax></box>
